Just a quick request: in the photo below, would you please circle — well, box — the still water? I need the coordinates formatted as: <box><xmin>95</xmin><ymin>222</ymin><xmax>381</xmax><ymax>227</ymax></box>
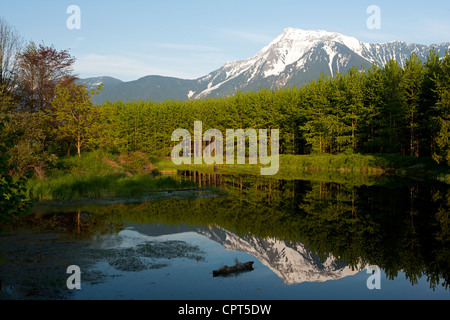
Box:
<box><xmin>1</xmin><ymin>171</ymin><xmax>449</xmax><ymax>300</ymax></box>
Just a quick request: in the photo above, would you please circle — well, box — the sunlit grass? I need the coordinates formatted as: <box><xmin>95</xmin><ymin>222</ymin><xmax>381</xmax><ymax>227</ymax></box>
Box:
<box><xmin>26</xmin><ymin>151</ymin><xmax>196</xmax><ymax>201</ymax></box>
<box><xmin>26</xmin><ymin>151</ymin><xmax>449</xmax><ymax>202</ymax></box>
<box><xmin>156</xmin><ymin>152</ymin><xmax>448</xmax><ymax>181</ymax></box>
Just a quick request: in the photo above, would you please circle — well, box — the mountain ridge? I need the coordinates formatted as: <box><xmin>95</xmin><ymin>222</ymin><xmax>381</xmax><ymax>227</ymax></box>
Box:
<box><xmin>200</xmin><ymin>227</ymin><xmax>364</xmax><ymax>285</ymax></box>
<box><xmin>78</xmin><ymin>28</ymin><xmax>450</xmax><ymax>104</ymax></box>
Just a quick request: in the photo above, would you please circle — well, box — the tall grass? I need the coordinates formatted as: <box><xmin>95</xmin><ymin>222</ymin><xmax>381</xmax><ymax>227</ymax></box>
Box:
<box><xmin>27</xmin><ymin>151</ymin><xmax>448</xmax><ymax>202</ymax></box>
<box><xmin>26</xmin><ymin>151</ymin><xmax>196</xmax><ymax>201</ymax></box>
<box><xmin>158</xmin><ymin>153</ymin><xmax>392</xmax><ymax>173</ymax></box>
<box><xmin>56</xmin><ymin>150</ymin><xmax>118</xmax><ymax>176</ymax></box>
<box><xmin>27</xmin><ymin>174</ymin><xmax>196</xmax><ymax>201</ymax></box>
<box><xmin>157</xmin><ymin>152</ymin><xmax>447</xmax><ymax>180</ymax></box>
<box><xmin>280</xmin><ymin>153</ymin><xmax>383</xmax><ymax>172</ymax></box>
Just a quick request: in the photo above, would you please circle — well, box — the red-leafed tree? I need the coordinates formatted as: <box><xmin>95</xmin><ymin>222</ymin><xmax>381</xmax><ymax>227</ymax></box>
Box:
<box><xmin>16</xmin><ymin>41</ymin><xmax>77</xmax><ymax>112</ymax></box>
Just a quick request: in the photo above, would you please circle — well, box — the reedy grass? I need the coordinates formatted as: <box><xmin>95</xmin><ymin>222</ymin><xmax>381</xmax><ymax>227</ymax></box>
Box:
<box><xmin>26</xmin><ymin>151</ymin><xmax>449</xmax><ymax>202</ymax></box>
<box><xmin>156</xmin><ymin>152</ymin><xmax>449</xmax><ymax>182</ymax></box>
<box><xmin>26</xmin><ymin>151</ymin><xmax>196</xmax><ymax>201</ymax></box>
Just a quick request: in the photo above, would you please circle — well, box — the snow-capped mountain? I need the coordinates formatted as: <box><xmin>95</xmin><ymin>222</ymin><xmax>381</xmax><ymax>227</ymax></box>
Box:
<box><xmin>191</xmin><ymin>28</ymin><xmax>450</xmax><ymax>99</ymax></box>
<box><xmin>82</xmin><ymin>28</ymin><xmax>450</xmax><ymax>104</ymax></box>
<box><xmin>200</xmin><ymin>227</ymin><xmax>364</xmax><ymax>285</ymax></box>
<box><xmin>129</xmin><ymin>223</ymin><xmax>364</xmax><ymax>285</ymax></box>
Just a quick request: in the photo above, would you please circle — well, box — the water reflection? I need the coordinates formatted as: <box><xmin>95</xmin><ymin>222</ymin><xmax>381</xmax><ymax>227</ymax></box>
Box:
<box><xmin>200</xmin><ymin>227</ymin><xmax>362</xmax><ymax>285</ymax></box>
<box><xmin>0</xmin><ymin>172</ymin><xmax>449</xmax><ymax>299</ymax></box>
<box><xmin>159</xmin><ymin>171</ymin><xmax>450</xmax><ymax>290</ymax></box>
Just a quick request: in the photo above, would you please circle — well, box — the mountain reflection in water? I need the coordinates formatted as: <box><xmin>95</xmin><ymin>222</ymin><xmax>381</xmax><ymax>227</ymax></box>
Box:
<box><xmin>1</xmin><ymin>171</ymin><xmax>449</xmax><ymax>299</ymax></box>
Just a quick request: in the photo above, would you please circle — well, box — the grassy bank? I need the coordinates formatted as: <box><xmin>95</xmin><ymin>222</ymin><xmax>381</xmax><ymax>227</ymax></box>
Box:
<box><xmin>157</xmin><ymin>153</ymin><xmax>449</xmax><ymax>180</ymax></box>
<box><xmin>27</xmin><ymin>151</ymin><xmax>449</xmax><ymax>202</ymax></box>
<box><xmin>26</xmin><ymin>151</ymin><xmax>196</xmax><ymax>202</ymax></box>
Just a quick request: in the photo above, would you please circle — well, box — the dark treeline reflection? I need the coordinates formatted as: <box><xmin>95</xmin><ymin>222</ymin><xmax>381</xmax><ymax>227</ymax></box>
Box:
<box><xmin>7</xmin><ymin>172</ymin><xmax>450</xmax><ymax>290</ymax></box>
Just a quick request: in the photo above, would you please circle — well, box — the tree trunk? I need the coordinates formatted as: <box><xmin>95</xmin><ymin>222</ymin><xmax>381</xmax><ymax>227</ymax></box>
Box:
<box><xmin>77</xmin><ymin>136</ymin><xmax>81</xmax><ymax>158</ymax></box>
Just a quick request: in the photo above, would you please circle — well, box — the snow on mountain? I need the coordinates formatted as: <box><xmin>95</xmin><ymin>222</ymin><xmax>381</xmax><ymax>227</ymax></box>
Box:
<box><xmin>201</xmin><ymin>227</ymin><xmax>365</xmax><ymax>285</ymax></box>
<box><xmin>191</xmin><ymin>28</ymin><xmax>449</xmax><ymax>99</ymax></box>
<box><xmin>77</xmin><ymin>76</ymin><xmax>123</xmax><ymax>91</ymax></box>
<box><xmin>85</xmin><ymin>28</ymin><xmax>450</xmax><ymax>104</ymax></box>
<box><xmin>257</xmin><ymin>28</ymin><xmax>366</xmax><ymax>77</ymax></box>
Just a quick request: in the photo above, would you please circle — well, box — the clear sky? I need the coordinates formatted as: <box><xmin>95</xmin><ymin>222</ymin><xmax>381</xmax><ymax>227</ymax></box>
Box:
<box><xmin>1</xmin><ymin>0</ymin><xmax>449</xmax><ymax>81</ymax></box>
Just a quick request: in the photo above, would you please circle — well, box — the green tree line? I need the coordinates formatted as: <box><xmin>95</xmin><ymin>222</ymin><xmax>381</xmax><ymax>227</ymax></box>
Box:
<box><xmin>90</xmin><ymin>50</ymin><xmax>450</xmax><ymax>166</ymax></box>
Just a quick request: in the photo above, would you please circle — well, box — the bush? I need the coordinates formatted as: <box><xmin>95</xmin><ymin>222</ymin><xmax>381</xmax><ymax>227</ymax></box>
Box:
<box><xmin>0</xmin><ymin>117</ymin><xmax>33</xmax><ymax>221</ymax></box>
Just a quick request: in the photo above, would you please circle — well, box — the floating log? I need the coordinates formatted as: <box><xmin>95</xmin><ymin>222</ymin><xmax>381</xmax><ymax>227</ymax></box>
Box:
<box><xmin>213</xmin><ymin>261</ymin><xmax>254</xmax><ymax>277</ymax></box>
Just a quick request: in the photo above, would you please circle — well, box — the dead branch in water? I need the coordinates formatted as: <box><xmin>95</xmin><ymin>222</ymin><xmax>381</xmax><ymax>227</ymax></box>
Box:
<box><xmin>213</xmin><ymin>261</ymin><xmax>254</xmax><ymax>277</ymax></box>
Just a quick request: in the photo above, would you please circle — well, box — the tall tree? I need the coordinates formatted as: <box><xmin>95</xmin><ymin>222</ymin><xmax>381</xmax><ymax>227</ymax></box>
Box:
<box><xmin>400</xmin><ymin>53</ymin><xmax>424</xmax><ymax>157</ymax></box>
<box><xmin>6</xmin><ymin>42</ymin><xmax>79</xmax><ymax>174</ymax></box>
<box><xmin>17</xmin><ymin>42</ymin><xmax>76</xmax><ymax>112</ymax></box>
<box><xmin>421</xmin><ymin>49</ymin><xmax>443</xmax><ymax>157</ymax></box>
<box><xmin>52</xmin><ymin>82</ymin><xmax>102</xmax><ymax>157</ymax></box>
<box><xmin>361</xmin><ymin>63</ymin><xmax>384</xmax><ymax>153</ymax></box>
<box><xmin>0</xmin><ymin>17</ymin><xmax>22</xmax><ymax>97</ymax></box>
<box><xmin>341</xmin><ymin>66</ymin><xmax>365</xmax><ymax>151</ymax></box>
<box><xmin>380</xmin><ymin>58</ymin><xmax>404</xmax><ymax>153</ymax></box>
<box><xmin>433</xmin><ymin>51</ymin><xmax>450</xmax><ymax>165</ymax></box>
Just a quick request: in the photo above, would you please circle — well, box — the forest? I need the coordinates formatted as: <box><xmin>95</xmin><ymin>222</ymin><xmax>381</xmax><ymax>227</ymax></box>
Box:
<box><xmin>89</xmin><ymin>51</ymin><xmax>450</xmax><ymax>164</ymax></box>
<box><xmin>1</xmin><ymin>17</ymin><xmax>450</xmax><ymax>217</ymax></box>
<box><xmin>4</xmin><ymin>49</ymin><xmax>449</xmax><ymax>169</ymax></box>
<box><xmin>95</xmin><ymin>53</ymin><xmax>445</xmax><ymax>158</ymax></box>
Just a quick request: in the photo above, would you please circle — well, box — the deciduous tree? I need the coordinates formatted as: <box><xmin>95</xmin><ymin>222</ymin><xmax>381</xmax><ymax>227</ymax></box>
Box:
<box><xmin>52</xmin><ymin>82</ymin><xmax>102</xmax><ymax>157</ymax></box>
<box><xmin>0</xmin><ymin>17</ymin><xmax>22</xmax><ymax>97</ymax></box>
<box><xmin>17</xmin><ymin>42</ymin><xmax>76</xmax><ymax>112</ymax></box>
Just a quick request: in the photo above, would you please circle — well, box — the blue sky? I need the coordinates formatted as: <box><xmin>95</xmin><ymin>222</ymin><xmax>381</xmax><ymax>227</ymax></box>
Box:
<box><xmin>1</xmin><ymin>0</ymin><xmax>449</xmax><ymax>81</ymax></box>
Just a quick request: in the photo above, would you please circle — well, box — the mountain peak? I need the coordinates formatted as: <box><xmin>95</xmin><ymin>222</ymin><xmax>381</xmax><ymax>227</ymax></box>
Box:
<box><xmin>85</xmin><ymin>29</ymin><xmax>450</xmax><ymax>103</ymax></box>
<box><xmin>276</xmin><ymin>27</ymin><xmax>362</xmax><ymax>44</ymax></box>
<box><xmin>252</xmin><ymin>28</ymin><xmax>363</xmax><ymax>78</ymax></box>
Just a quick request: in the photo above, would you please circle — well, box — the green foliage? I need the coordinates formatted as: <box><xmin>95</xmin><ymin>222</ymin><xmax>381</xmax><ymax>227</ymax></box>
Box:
<box><xmin>26</xmin><ymin>151</ymin><xmax>196</xmax><ymax>201</ymax></box>
<box><xmin>26</xmin><ymin>172</ymin><xmax>195</xmax><ymax>201</ymax></box>
<box><xmin>0</xmin><ymin>117</ymin><xmax>33</xmax><ymax>221</ymax></box>
<box><xmin>52</xmin><ymin>82</ymin><xmax>103</xmax><ymax>158</ymax></box>
<box><xmin>4</xmin><ymin>48</ymin><xmax>449</xmax><ymax>185</ymax></box>
<box><xmin>400</xmin><ymin>53</ymin><xmax>424</xmax><ymax>156</ymax></box>
<box><xmin>432</xmin><ymin>51</ymin><xmax>450</xmax><ymax>165</ymax></box>
<box><xmin>83</xmin><ymin>50</ymin><xmax>449</xmax><ymax>171</ymax></box>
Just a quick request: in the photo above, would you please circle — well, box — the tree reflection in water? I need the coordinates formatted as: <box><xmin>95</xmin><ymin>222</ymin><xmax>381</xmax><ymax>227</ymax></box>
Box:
<box><xmin>2</xmin><ymin>171</ymin><xmax>450</xmax><ymax>292</ymax></box>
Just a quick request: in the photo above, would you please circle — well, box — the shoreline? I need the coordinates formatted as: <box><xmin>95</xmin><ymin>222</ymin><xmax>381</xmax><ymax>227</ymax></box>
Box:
<box><xmin>24</xmin><ymin>152</ymin><xmax>450</xmax><ymax>205</ymax></box>
<box><xmin>30</xmin><ymin>188</ymin><xmax>222</xmax><ymax>212</ymax></box>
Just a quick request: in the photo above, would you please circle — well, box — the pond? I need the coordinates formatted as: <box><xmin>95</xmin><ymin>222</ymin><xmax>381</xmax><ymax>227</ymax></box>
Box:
<box><xmin>0</xmin><ymin>171</ymin><xmax>449</xmax><ymax>300</ymax></box>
